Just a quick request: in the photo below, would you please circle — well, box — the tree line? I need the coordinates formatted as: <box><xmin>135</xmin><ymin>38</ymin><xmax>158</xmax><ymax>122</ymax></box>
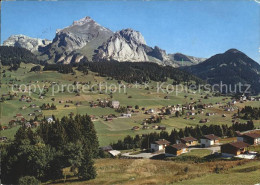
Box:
<box><xmin>1</xmin><ymin>47</ymin><xmax>204</xmax><ymax>85</ymax></box>
<box><xmin>0</xmin><ymin>46</ymin><xmax>41</xmax><ymax>67</ymax></box>
<box><xmin>41</xmin><ymin>61</ymin><xmax>204</xmax><ymax>84</ymax></box>
<box><xmin>43</xmin><ymin>64</ymin><xmax>74</xmax><ymax>74</ymax></box>
<box><xmin>83</xmin><ymin>61</ymin><xmax>204</xmax><ymax>84</ymax></box>
<box><xmin>111</xmin><ymin>121</ymin><xmax>255</xmax><ymax>150</ymax></box>
<box><xmin>40</xmin><ymin>103</ymin><xmax>57</xmax><ymax>110</ymax></box>
<box><xmin>1</xmin><ymin>114</ymin><xmax>99</xmax><ymax>184</ymax></box>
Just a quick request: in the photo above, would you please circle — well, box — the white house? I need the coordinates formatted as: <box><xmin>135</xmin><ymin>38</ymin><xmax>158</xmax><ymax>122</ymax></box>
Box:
<box><xmin>46</xmin><ymin>116</ymin><xmax>54</xmax><ymax>123</ymax></box>
<box><xmin>25</xmin><ymin>122</ymin><xmax>32</xmax><ymax>128</ymax></box>
<box><xmin>111</xmin><ymin>101</ymin><xmax>120</xmax><ymax>109</ymax></box>
<box><xmin>148</xmin><ymin>109</ymin><xmax>155</xmax><ymax>114</ymax></box>
<box><xmin>121</xmin><ymin>113</ymin><xmax>132</xmax><ymax>118</ymax></box>
<box><xmin>240</xmin><ymin>95</ymin><xmax>247</xmax><ymax>101</ymax></box>
<box><xmin>200</xmin><ymin>134</ymin><xmax>220</xmax><ymax>148</ymax></box>
<box><xmin>150</xmin><ymin>139</ymin><xmax>170</xmax><ymax>152</ymax></box>
<box><xmin>232</xmin><ymin>100</ymin><xmax>237</xmax><ymax>104</ymax></box>
<box><xmin>187</xmin><ymin>112</ymin><xmax>196</xmax><ymax>116</ymax></box>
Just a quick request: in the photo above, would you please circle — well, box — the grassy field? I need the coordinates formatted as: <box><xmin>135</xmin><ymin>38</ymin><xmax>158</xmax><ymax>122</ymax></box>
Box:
<box><xmin>1</xmin><ymin>63</ymin><xmax>260</xmax><ymax>185</ymax></box>
<box><xmin>175</xmin><ymin>160</ymin><xmax>260</xmax><ymax>185</ymax></box>
<box><xmin>1</xmin><ymin>63</ymin><xmax>260</xmax><ymax>146</ymax></box>
<box><xmin>46</xmin><ymin>158</ymin><xmax>260</xmax><ymax>185</ymax></box>
<box><xmin>182</xmin><ymin>149</ymin><xmax>212</xmax><ymax>157</ymax></box>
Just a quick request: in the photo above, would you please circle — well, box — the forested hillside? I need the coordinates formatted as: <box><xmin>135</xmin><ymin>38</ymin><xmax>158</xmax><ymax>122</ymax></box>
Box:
<box><xmin>0</xmin><ymin>46</ymin><xmax>41</xmax><ymax>66</ymax></box>
<box><xmin>82</xmin><ymin>61</ymin><xmax>204</xmax><ymax>84</ymax></box>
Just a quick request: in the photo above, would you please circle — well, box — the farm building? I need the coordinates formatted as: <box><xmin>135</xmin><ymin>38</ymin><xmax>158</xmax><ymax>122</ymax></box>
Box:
<box><xmin>147</xmin><ymin>109</ymin><xmax>155</xmax><ymax>114</ymax></box>
<box><xmin>206</xmin><ymin>112</ymin><xmax>215</xmax><ymax>116</ymax></box>
<box><xmin>158</xmin><ymin>126</ymin><xmax>166</xmax><ymax>130</ymax></box>
<box><xmin>100</xmin><ymin>145</ymin><xmax>113</xmax><ymax>152</ymax></box>
<box><xmin>16</xmin><ymin>113</ymin><xmax>23</xmax><ymax>119</ymax></box>
<box><xmin>180</xmin><ymin>137</ymin><xmax>198</xmax><ymax>146</ymax></box>
<box><xmin>121</xmin><ymin>113</ymin><xmax>132</xmax><ymax>118</ymax></box>
<box><xmin>200</xmin><ymin>134</ymin><xmax>220</xmax><ymax>147</ymax></box>
<box><xmin>187</xmin><ymin>112</ymin><xmax>196</xmax><ymax>116</ymax></box>
<box><xmin>221</xmin><ymin>141</ymin><xmax>250</xmax><ymax>157</ymax></box>
<box><xmin>237</xmin><ymin>132</ymin><xmax>260</xmax><ymax>145</ymax></box>
<box><xmin>99</xmin><ymin>146</ymin><xmax>120</xmax><ymax>157</ymax></box>
<box><xmin>151</xmin><ymin>139</ymin><xmax>170</xmax><ymax>152</ymax></box>
<box><xmin>165</xmin><ymin>143</ymin><xmax>188</xmax><ymax>156</ymax></box>
<box><xmin>132</xmin><ymin>126</ymin><xmax>140</xmax><ymax>131</ymax></box>
<box><xmin>0</xmin><ymin>136</ymin><xmax>8</xmax><ymax>142</ymax></box>
<box><xmin>199</xmin><ymin>119</ymin><xmax>209</xmax><ymax>123</ymax></box>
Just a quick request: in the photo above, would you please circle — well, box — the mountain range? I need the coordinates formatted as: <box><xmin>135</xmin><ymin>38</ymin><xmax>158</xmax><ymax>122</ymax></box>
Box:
<box><xmin>3</xmin><ymin>16</ymin><xmax>205</xmax><ymax>67</ymax></box>
<box><xmin>3</xmin><ymin>16</ymin><xmax>260</xmax><ymax>94</ymax></box>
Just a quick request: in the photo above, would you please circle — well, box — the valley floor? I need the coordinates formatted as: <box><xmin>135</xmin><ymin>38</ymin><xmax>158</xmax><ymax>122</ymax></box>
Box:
<box><xmin>1</xmin><ymin>63</ymin><xmax>260</xmax><ymax>146</ymax></box>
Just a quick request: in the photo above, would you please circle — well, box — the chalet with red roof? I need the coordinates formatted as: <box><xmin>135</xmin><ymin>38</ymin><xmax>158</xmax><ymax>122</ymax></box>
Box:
<box><xmin>165</xmin><ymin>143</ymin><xmax>188</xmax><ymax>156</ymax></box>
<box><xmin>237</xmin><ymin>132</ymin><xmax>260</xmax><ymax>145</ymax></box>
<box><xmin>221</xmin><ymin>141</ymin><xmax>250</xmax><ymax>156</ymax></box>
<box><xmin>180</xmin><ymin>137</ymin><xmax>198</xmax><ymax>146</ymax></box>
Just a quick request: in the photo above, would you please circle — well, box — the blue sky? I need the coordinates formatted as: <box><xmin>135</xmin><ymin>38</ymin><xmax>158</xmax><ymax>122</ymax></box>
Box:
<box><xmin>1</xmin><ymin>0</ymin><xmax>260</xmax><ymax>62</ymax></box>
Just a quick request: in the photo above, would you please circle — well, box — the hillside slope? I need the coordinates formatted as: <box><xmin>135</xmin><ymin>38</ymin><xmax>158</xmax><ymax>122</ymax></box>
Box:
<box><xmin>182</xmin><ymin>49</ymin><xmax>260</xmax><ymax>94</ymax></box>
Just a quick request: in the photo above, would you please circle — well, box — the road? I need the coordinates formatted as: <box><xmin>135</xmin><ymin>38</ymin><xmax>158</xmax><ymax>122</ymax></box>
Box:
<box><xmin>122</xmin><ymin>152</ymin><xmax>158</xmax><ymax>159</ymax></box>
<box><xmin>122</xmin><ymin>145</ymin><xmax>221</xmax><ymax>158</ymax></box>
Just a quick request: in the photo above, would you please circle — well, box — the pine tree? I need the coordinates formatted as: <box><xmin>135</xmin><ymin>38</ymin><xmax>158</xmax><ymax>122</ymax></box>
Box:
<box><xmin>14</xmin><ymin>127</ymin><xmax>28</xmax><ymax>144</ymax></box>
<box><xmin>195</xmin><ymin>125</ymin><xmax>203</xmax><ymax>139</ymax></box>
<box><xmin>227</xmin><ymin>128</ymin><xmax>235</xmax><ymax>137</ymax></box>
<box><xmin>178</xmin><ymin>129</ymin><xmax>185</xmax><ymax>138</ymax></box>
<box><xmin>77</xmin><ymin>149</ymin><xmax>96</xmax><ymax>180</ymax></box>
<box><xmin>169</xmin><ymin>130</ymin><xmax>177</xmax><ymax>144</ymax></box>
<box><xmin>184</xmin><ymin>127</ymin><xmax>191</xmax><ymax>137</ymax></box>
<box><xmin>215</xmin><ymin>125</ymin><xmax>223</xmax><ymax>137</ymax></box>
<box><xmin>159</xmin><ymin>131</ymin><xmax>169</xmax><ymax>140</ymax></box>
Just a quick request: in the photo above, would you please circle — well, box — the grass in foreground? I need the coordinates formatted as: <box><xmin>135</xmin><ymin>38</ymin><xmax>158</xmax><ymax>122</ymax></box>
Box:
<box><xmin>46</xmin><ymin>158</ymin><xmax>254</xmax><ymax>185</ymax></box>
<box><xmin>175</xmin><ymin>160</ymin><xmax>260</xmax><ymax>185</ymax></box>
<box><xmin>182</xmin><ymin>149</ymin><xmax>212</xmax><ymax>157</ymax></box>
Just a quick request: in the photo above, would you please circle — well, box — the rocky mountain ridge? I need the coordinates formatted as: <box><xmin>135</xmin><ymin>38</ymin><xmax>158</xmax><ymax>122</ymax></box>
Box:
<box><xmin>4</xmin><ymin>16</ymin><xmax>205</xmax><ymax>66</ymax></box>
<box><xmin>3</xmin><ymin>34</ymin><xmax>51</xmax><ymax>52</ymax></box>
<box><xmin>94</xmin><ymin>29</ymin><xmax>149</xmax><ymax>62</ymax></box>
<box><xmin>182</xmin><ymin>49</ymin><xmax>260</xmax><ymax>94</ymax></box>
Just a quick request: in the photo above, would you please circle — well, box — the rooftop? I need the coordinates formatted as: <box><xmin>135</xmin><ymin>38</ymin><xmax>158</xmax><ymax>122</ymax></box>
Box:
<box><xmin>225</xmin><ymin>141</ymin><xmax>250</xmax><ymax>149</ymax></box>
<box><xmin>181</xmin><ymin>136</ymin><xmax>197</xmax><ymax>142</ymax></box>
<box><xmin>243</xmin><ymin>132</ymin><xmax>260</xmax><ymax>139</ymax></box>
<box><xmin>154</xmin><ymin>139</ymin><xmax>170</xmax><ymax>145</ymax></box>
<box><xmin>202</xmin><ymin>134</ymin><xmax>219</xmax><ymax>140</ymax></box>
<box><xmin>170</xmin><ymin>143</ymin><xmax>187</xmax><ymax>150</ymax></box>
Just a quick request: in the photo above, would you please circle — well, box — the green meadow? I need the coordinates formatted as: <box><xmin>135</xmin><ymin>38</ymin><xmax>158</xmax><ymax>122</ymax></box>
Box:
<box><xmin>1</xmin><ymin>63</ymin><xmax>259</xmax><ymax>146</ymax></box>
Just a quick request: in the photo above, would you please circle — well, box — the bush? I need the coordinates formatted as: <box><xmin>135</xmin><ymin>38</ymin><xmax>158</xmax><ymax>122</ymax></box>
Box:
<box><xmin>167</xmin><ymin>155</ymin><xmax>204</xmax><ymax>163</ymax></box>
<box><xmin>30</xmin><ymin>65</ymin><xmax>41</xmax><ymax>72</ymax></box>
<box><xmin>18</xmin><ymin>176</ymin><xmax>40</xmax><ymax>185</ymax></box>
